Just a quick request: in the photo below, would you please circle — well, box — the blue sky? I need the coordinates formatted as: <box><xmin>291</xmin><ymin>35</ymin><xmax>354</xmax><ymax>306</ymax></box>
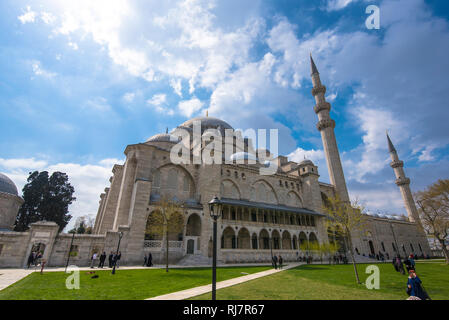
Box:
<box><xmin>1</xmin><ymin>0</ymin><xmax>449</xmax><ymax>229</ymax></box>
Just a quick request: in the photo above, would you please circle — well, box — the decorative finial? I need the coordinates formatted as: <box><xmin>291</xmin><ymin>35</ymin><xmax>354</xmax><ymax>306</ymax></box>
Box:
<box><xmin>310</xmin><ymin>53</ymin><xmax>319</xmax><ymax>75</ymax></box>
<box><xmin>386</xmin><ymin>131</ymin><xmax>396</xmax><ymax>153</ymax></box>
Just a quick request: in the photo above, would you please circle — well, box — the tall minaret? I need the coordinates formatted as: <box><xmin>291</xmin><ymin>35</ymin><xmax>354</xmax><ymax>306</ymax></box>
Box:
<box><xmin>310</xmin><ymin>54</ymin><xmax>350</xmax><ymax>202</ymax></box>
<box><xmin>386</xmin><ymin>133</ymin><xmax>421</xmax><ymax>224</ymax></box>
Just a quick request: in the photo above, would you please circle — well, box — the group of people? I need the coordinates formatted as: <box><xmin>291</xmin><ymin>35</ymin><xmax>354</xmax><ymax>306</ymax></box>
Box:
<box><xmin>296</xmin><ymin>255</ymin><xmax>313</xmax><ymax>264</ymax></box>
<box><xmin>393</xmin><ymin>254</ymin><xmax>430</xmax><ymax>300</ymax></box>
<box><xmin>272</xmin><ymin>255</ymin><xmax>283</xmax><ymax>269</ymax></box>
<box><xmin>143</xmin><ymin>253</ymin><xmax>153</xmax><ymax>267</ymax></box>
<box><xmin>330</xmin><ymin>254</ymin><xmax>348</xmax><ymax>264</ymax></box>
<box><xmin>90</xmin><ymin>251</ymin><xmax>121</xmax><ymax>269</ymax></box>
<box><xmin>26</xmin><ymin>251</ymin><xmax>43</xmax><ymax>268</ymax></box>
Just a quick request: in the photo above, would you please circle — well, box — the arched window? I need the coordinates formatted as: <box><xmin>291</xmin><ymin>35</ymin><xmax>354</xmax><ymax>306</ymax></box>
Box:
<box><xmin>167</xmin><ymin>168</ymin><xmax>178</xmax><ymax>189</ymax></box>
<box><xmin>252</xmin><ymin>233</ymin><xmax>258</xmax><ymax>249</ymax></box>
<box><xmin>153</xmin><ymin>170</ymin><xmax>161</xmax><ymax>188</ymax></box>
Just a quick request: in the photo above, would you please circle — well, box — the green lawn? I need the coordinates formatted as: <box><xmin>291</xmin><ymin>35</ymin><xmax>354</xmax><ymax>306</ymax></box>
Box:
<box><xmin>190</xmin><ymin>262</ymin><xmax>449</xmax><ymax>300</ymax></box>
<box><xmin>0</xmin><ymin>266</ymin><xmax>270</xmax><ymax>300</ymax></box>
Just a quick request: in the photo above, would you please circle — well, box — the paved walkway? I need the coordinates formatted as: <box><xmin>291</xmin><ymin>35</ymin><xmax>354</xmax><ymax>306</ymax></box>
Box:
<box><xmin>0</xmin><ymin>269</ymin><xmax>34</xmax><ymax>291</ymax></box>
<box><xmin>147</xmin><ymin>262</ymin><xmax>303</xmax><ymax>300</ymax></box>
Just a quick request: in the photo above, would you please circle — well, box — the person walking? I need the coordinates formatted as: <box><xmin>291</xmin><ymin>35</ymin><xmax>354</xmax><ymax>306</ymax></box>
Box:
<box><xmin>27</xmin><ymin>251</ymin><xmax>34</xmax><ymax>269</ymax></box>
<box><xmin>407</xmin><ymin>270</ymin><xmax>430</xmax><ymax>300</ymax></box>
<box><xmin>108</xmin><ymin>251</ymin><xmax>114</xmax><ymax>268</ymax></box>
<box><xmin>409</xmin><ymin>254</ymin><xmax>416</xmax><ymax>270</ymax></box>
<box><xmin>278</xmin><ymin>255</ymin><xmax>283</xmax><ymax>269</ymax></box>
<box><xmin>98</xmin><ymin>251</ymin><xmax>107</xmax><ymax>268</ymax></box>
<box><xmin>115</xmin><ymin>251</ymin><xmax>122</xmax><ymax>268</ymax></box>
<box><xmin>396</xmin><ymin>256</ymin><xmax>405</xmax><ymax>275</ymax></box>
<box><xmin>147</xmin><ymin>252</ymin><xmax>153</xmax><ymax>267</ymax></box>
<box><xmin>143</xmin><ymin>254</ymin><xmax>147</xmax><ymax>267</ymax></box>
<box><xmin>272</xmin><ymin>255</ymin><xmax>278</xmax><ymax>269</ymax></box>
<box><xmin>90</xmin><ymin>252</ymin><xmax>98</xmax><ymax>268</ymax></box>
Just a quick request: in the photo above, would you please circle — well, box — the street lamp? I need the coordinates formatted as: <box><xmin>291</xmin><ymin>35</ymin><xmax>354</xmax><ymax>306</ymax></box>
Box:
<box><xmin>112</xmin><ymin>231</ymin><xmax>123</xmax><ymax>275</ymax></box>
<box><xmin>208</xmin><ymin>196</ymin><xmax>222</xmax><ymax>301</ymax></box>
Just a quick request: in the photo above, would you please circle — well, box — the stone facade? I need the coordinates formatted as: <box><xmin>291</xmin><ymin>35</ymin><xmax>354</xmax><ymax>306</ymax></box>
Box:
<box><xmin>0</xmin><ymin>56</ymin><xmax>432</xmax><ymax>268</ymax></box>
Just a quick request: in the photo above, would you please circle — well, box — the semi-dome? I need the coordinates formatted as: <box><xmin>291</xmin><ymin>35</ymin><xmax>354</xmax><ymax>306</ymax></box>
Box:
<box><xmin>0</xmin><ymin>173</ymin><xmax>18</xmax><ymax>196</ymax></box>
<box><xmin>146</xmin><ymin>133</ymin><xmax>179</xmax><ymax>143</ymax></box>
<box><xmin>179</xmin><ymin>116</ymin><xmax>233</xmax><ymax>130</ymax></box>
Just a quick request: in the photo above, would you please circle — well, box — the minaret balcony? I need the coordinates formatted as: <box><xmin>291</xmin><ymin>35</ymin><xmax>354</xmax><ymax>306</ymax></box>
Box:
<box><xmin>311</xmin><ymin>85</ymin><xmax>326</xmax><ymax>96</ymax></box>
<box><xmin>314</xmin><ymin>102</ymin><xmax>331</xmax><ymax>114</ymax></box>
<box><xmin>316</xmin><ymin>119</ymin><xmax>336</xmax><ymax>131</ymax></box>
<box><xmin>395</xmin><ymin>177</ymin><xmax>410</xmax><ymax>186</ymax></box>
<box><xmin>390</xmin><ymin>160</ymin><xmax>404</xmax><ymax>168</ymax></box>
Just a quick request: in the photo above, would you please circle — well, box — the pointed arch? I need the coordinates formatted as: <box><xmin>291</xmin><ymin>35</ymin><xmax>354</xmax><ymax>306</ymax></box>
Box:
<box><xmin>220</xmin><ymin>179</ymin><xmax>241</xmax><ymax>200</ymax></box>
<box><xmin>287</xmin><ymin>191</ymin><xmax>303</xmax><ymax>207</ymax></box>
<box><xmin>251</xmin><ymin>179</ymin><xmax>279</xmax><ymax>204</ymax></box>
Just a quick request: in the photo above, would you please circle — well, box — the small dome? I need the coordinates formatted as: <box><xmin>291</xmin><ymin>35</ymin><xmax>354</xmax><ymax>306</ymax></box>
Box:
<box><xmin>146</xmin><ymin>133</ymin><xmax>179</xmax><ymax>143</ymax></box>
<box><xmin>0</xmin><ymin>173</ymin><xmax>18</xmax><ymax>196</ymax></box>
<box><xmin>179</xmin><ymin>116</ymin><xmax>233</xmax><ymax>131</ymax></box>
<box><xmin>299</xmin><ymin>159</ymin><xmax>314</xmax><ymax>166</ymax></box>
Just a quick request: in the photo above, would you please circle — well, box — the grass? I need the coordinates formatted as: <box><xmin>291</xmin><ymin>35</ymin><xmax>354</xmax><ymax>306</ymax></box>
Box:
<box><xmin>0</xmin><ymin>266</ymin><xmax>270</xmax><ymax>300</ymax></box>
<box><xmin>190</xmin><ymin>261</ymin><xmax>449</xmax><ymax>300</ymax></box>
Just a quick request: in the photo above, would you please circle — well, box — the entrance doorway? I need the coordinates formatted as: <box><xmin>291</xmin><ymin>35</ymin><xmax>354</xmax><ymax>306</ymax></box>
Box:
<box><xmin>187</xmin><ymin>239</ymin><xmax>195</xmax><ymax>254</ymax></box>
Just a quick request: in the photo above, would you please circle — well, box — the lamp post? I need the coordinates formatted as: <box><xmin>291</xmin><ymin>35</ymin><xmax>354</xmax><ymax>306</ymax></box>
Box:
<box><xmin>390</xmin><ymin>223</ymin><xmax>400</xmax><ymax>258</ymax></box>
<box><xmin>111</xmin><ymin>231</ymin><xmax>123</xmax><ymax>275</ymax></box>
<box><xmin>208</xmin><ymin>196</ymin><xmax>222</xmax><ymax>301</ymax></box>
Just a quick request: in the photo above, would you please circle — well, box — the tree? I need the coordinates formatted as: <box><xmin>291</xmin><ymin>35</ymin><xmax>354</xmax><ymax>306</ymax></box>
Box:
<box><xmin>68</xmin><ymin>215</ymin><xmax>95</xmax><ymax>234</ymax></box>
<box><xmin>15</xmin><ymin>171</ymin><xmax>76</xmax><ymax>232</ymax></box>
<box><xmin>146</xmin><ymin>196</ymin><xmax>185</xmax><ymax>272</ymax></box>
<box><xmin>321</xmin><ymin>242</ymin><xmax>340</xmax><ymax>264</ymax></box>
<box><xmin>323</xmin><ymin>195</ymin><xmax>367</xmax><ymax>284</ymax></box>
<box><xmin>415</xmin><ymin>179</ymin><xmax>449</xmax><ymax>264</ymax></box>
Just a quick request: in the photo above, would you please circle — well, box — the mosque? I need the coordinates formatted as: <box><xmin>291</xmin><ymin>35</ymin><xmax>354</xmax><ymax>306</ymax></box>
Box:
<box><xmin>0</xmin><ymin>56</ymin><xmax>431</xmax><ymax>267</ymax></box>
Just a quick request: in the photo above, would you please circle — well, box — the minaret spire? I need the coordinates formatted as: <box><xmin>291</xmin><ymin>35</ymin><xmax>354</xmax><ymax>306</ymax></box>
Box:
<box><xmin>386</xmin><ymin>133</ymin><xmax>421</xmax><ymax>224</ymax></box>
<box><xmin>386</xmin><ymin>131</ymin><xmax>396</xmax><ymax>153</ymax></box>
<box><xmin>310</xmin><ymin>53</ymin><xmax>319</xmax><ymax>75</ymax></box>
<box><xmin>310</xmin><ymin>54</ymin><xmax>350</xmax><ymax>202</ymax></box>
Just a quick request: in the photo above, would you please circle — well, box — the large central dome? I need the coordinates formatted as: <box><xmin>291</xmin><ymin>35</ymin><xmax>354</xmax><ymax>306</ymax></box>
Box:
<box><xmin>179</xmin><ymin>116</ymin><xmax>233</xmax><ymax>130</ymax></box>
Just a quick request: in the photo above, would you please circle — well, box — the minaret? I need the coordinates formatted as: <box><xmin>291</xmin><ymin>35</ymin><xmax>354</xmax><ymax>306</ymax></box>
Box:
<box><xmin>386</xmin><ymin>133</ymin><xmax>421</xmax><ymax>224</ymax></box>
<box><xmin>310</xmin><ymin>54</ymin><xmax>350</xmax><ymax>202</ymax></box>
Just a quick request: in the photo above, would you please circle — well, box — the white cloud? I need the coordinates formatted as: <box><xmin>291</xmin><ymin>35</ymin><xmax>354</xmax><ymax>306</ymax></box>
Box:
<box><xmin>147</xmin><ymin>93</ymin><xmax>174</xmax><ymax>115</ymax></box>
<box><xmin>178</xmin><ymin>97</ymin><xmax>204</xmax><ymax>117</ymax></box>
<box><xmin>288</xmin><ymin>147</ymin><xmax>325</xmax><ymax>164</ymax></box>
<box><xmin>18</xmin><ymin>6</ymin><xmax>37</xmax><ymax>24</ymax></box>
<box><xmin>0</xmin><ymin>158</ymin><xmax>124</xmax><ymax>231</ymax></box>
<box><xmin>31</xmin><ymin>61</ymin><xmax>57</xmax><ymax>78</ymax></box>
<box><xmin>0</xmin><ymin>158</ymin><xmax>48</xmax><ymax>170</ymax></box>
<box><xmin>123</xmin><ymin>92</ymin><xmax>136</xmax><ymax>103</ymax></box>
<box><xmin>326</xmin><ymin>0</ymin><xmax>359</xmax><ymax>11</ymax></box>
<box><xmin>84</xmin><ymin>97</ymin><xmax>111</xmax><ymax>112</ymax></box>
<box><xmin>68</xmin><ymin>42</ymin><xmax>79</xmax><ymax>50</ymax></box>
<box><xmin>170</xmin><ymin>78</ymin><xmax>183</xmax><ymax>97</ymax></box>
<box><xmin>40</xmin><ymin>11</ymin><xmax>56</xmax><ymax>24</ymax></box>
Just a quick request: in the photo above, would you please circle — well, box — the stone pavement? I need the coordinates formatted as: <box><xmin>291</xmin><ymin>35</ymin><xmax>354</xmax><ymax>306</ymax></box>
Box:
<box><xmin>0</xmin><ymin>269</ymin><xmax>34</xmax><ymax>291</ymax></box>
<box><xmin>147</xmin><ymin>262</ymin><xmax>303</xmax><ymax>300</ymax></box>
